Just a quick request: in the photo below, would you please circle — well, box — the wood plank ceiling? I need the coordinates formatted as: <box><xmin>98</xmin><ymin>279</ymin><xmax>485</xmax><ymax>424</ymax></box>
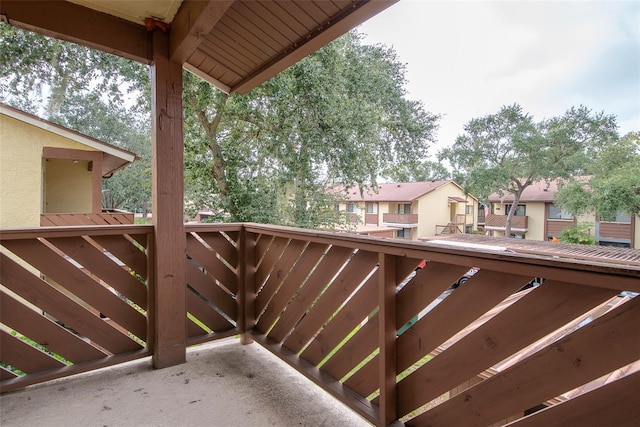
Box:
<box><xmin>0</xmin><ymin>0</ymin><xmax>396</xmax><ymax>94</ymax></box>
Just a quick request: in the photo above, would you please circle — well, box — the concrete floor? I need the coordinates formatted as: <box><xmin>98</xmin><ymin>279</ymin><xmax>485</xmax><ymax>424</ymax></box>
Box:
<box><xmin>1</xmin><ymin>338</ymin><xmax>372</xmax><ymax>427</ymax></box>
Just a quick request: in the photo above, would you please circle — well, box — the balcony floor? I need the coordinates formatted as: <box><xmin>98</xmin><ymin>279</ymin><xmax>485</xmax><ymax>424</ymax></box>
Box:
<box><xmin>1</xmin><ymin>338</ymin><xmax>370</xmax><ymax>427</ymax></box>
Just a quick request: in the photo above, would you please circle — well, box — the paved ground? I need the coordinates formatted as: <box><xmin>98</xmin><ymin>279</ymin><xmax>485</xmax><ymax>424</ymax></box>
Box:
<box><xmin>1</xmin><ymin>338</ymin><xmax>371</xmax><ymax>427</ymax></box>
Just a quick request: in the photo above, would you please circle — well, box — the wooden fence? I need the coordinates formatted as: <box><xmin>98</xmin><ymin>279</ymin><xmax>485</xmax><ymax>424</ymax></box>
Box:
<box><xmin>2</xmin><ymin>223</ymin><xmax>639</xmax><ymax>426</ymax></box>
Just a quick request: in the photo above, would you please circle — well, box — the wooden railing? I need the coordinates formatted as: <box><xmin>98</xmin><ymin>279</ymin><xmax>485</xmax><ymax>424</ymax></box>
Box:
<box><xmin>41</xmin><ymin>211</ymin><xmax>135</xmax><ymax>226</ymax></box>
<box><xmin>383</xmin><ymin>213</ymin><xmax>418</xmax><ymax>225</ymax></box>
<box><xmin>485</xmin><ymin>214</ymin><xmax>528</xmax><ymax>230</ymax></box>
<box><xmin>2</xmin><ymin>223</ymin><xmax>639</xmax><ymax>426</ymax></box>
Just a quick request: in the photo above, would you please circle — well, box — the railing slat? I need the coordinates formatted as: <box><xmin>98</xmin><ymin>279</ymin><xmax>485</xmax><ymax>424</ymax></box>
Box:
<box><xmin>89</xmin><ymin>234</ymin><xmax>148</xmax><ymax>278</ymax></box>
<box><xmin>0</xmin><ymin>329</ymin><xmax>67</xmax><ymax>373</ymax></box>
<box><xmin>185</xmin><ymin>261</ymin><xmax>236</xmax><ymax>321</ymax></box>
<box><xmin>186</xmin><ymin>288</ymin><xmax>234</xmax><ymax>334</ymax></box>
<box><xmin>46</xmin><ymin>236</ymin><xmax>147</xmax><ymax>309</ymax></box>
<box><xmin>255</xmin><ymin>239</ymin><xmax>307</xmax><ymax>318</ymax></box>
<box><xmin>410</xmin><ymin>296</ymin><xmax>640</xmax><ymax>426</ymax></box>
<box><xmin>398</xmin><ymin>280</ymin><xmax>618</xmax><ymax>417</ymax></box>
<box><xmin>264</xmin><ymin>245</ymin><xmax>354</xmax><ymax>342</ymax></box>
<box><xmin>506</xmin><ymin>371</ymin><xmax>640</xmax><ymax>427</ymax></box>
<box><xmin>2</xmin><ymin>239</ymin><xmax>147</xmax><ymax>340</ymax></box>
<box><xmin>197</xmin><ymin>231</ymin><xmax>239</xmax><ymax>269</ymax></box>
<box><xmin>257</xmin><ymin>242</ymin><xmax>328</xmax><ymax>333</ymax></box>
<box><xmin>282</xmin><ymin>249</ymin><xmax>378</xmax><ymax>354</ymax></box>
<box><xmin>186</xmin><ymin>233</ymin><xmax>237</xmax><ymax>294</ymax></box>
<box><xmin>0</xmin><ymin>253</ymin><xmax>142</xmax><ymax>355</ymax></box>
<box><xmin>1</xmin><ymin>291</ymin><xmax>108</xmax><ymax>363</ymax></box>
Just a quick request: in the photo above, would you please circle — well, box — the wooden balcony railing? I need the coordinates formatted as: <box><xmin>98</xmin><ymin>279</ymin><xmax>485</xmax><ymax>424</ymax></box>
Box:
<box><xmin>485</xmin><ymin>214</ymin><xmax>528</xmax><ymax>230</ymax></box>
<box><xmin>1</xmin><ymin>223</ymin><xmax>639</xmax><ymax>426</ymax></box>
<box><xmin>382</xmin><ymin>213</ymin><xmax>418</xmax><ymax>225</ymax></box>
<box><xmin>41</xmin><ymin>211</ymin><xmax>134</xmax><ymax>226</ymax></box>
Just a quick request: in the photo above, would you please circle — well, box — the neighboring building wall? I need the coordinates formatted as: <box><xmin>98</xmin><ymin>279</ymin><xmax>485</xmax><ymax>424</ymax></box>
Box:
<box><xmin>635</xmin><ymin>217</ymin><xmax>640</xmax><ymax>249</ymax></box>
<box><xmin>525</xmin><ymin>203</ymin><xmax>545</xmax><ymax>241</ymax></box>
<box><xmin>44</xmin><ymin>159</ymin><xmax>93</xmax><ymax>213</ymax></box>
<box><xmin>416</xmin><ymin>183</ymin><xmax>472</xmax><ymax>237</ymax></box>
<box><xmin>0</xmin><ymin>114</ymin><xmax>99</xmax><ymax>228</ymax></box>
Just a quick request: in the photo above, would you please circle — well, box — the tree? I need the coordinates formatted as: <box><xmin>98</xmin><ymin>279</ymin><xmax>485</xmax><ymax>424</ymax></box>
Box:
<box><xmin>183</xmin><ymin>32</ymin><xmax>440</xmax><ymax>227</ymax></box>
<box><xmin>1</xmin><ymin>24</ymin><xmax>153</xmax><ymax>215</ymax></box>
<box><xmin>381</xmin><ymin>159</ymin><xmax>449</xmax><ymax>182</ymax></box>
<box><xmin>439</xmin><ymin>104</ymin><xmax>618</xmax><ymax>236</ymax></box>
<box><xmin>555</xmin><ymin>131</ymin><xmax>640</xmax><ymax>219</ymax></box>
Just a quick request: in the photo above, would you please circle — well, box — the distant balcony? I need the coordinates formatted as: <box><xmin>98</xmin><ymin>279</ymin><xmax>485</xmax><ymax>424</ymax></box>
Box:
<box><xmin>40</xmin><ymin>210</ymin><xmax>134</xmax><ymax>226</ymax></box>
<box><xmin>485</xmin><ymin>214</ymin><xmax>528</xmax><ymax>232</ymax></box>
<box><xmin>382</xmin><ymin>213</ymin><xmax>418</xmax><ymax>227</ymax></box>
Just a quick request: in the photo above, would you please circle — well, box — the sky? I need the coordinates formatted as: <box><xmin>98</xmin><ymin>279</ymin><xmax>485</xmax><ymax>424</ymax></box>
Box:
<box><xmin>357</xmin><ymin>0</ymin><xmax>640</xmax><ymax>158</ymax></box>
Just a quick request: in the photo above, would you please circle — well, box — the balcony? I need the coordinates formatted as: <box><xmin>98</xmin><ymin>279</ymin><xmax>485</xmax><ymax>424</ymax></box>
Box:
<box><xmin>382</xmin><ymin>213</ymin><xmax>418</xmax><ymax>227</ymax></box>
<box><xmin>485</xmin><ymin>214</ymin><xmax>529</xmax><ymax>233</ymax></box>
<box><xmin>1</xmin><ymin>223</ymin><xmax>638</xmax><ymax>426</ymax></box>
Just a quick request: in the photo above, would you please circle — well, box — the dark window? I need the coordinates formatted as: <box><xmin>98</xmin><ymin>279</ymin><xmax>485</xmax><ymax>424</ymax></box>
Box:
<box><xmin>465</xmin><ymin>205</ymin><xmax>473</xmax><ymax>215</ymax></box>
<box><xmin>548</xmin><ymin>205</ymin><xmax>573</xmax><ymax>220</ymax></box>
<box><xmin>396</xmin><ymin>228</ymin><xmax>411</xmax><ymax>238</ymax></box>
<box><xmin>505</xmin><ymin>204</ymin><xmax>526</xmax><ymax>216</ymax></box>
<box><xmin>398</xmin><ymin>204</ymin><xmax>411</xmax><ymax>214</ymax></box>
<box><xmin>600</xmin><ymin>211</ymin><xmax>631</xmax><ymax>223</ymax></box>
<box><xmin>347</xmin><ymin>203</ymin><xmax>357</xmax><ymax>213</ymax></box>
<box><xmin>366</xmin><ymin>203</ymin><xmax>377</xmax><ymax>214</ymax></box>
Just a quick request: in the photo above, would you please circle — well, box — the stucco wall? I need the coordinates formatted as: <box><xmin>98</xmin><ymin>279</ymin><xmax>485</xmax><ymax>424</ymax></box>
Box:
<box><xmin>1</xmin><ymin>114</ymin><xmax>98</xmax><ymax>228</ymax></box>
<box><xmin>44</xmin><ymin>159</ymin><xmax>93</xmax><ymax>213</ymax></box>
<box><xmin>635</xmin><ymin>216</ymin><xmax>640</xmax><ymax>249</ymax></box>
<box><xmin>525</xmin><ymin>202</ymin><xmax>546</xmax><ymax>240</ymax></box>
<box><xmin>416</xmin><ymin>183</ymin><xmax>474</xmax><ymax>238</ymax></box>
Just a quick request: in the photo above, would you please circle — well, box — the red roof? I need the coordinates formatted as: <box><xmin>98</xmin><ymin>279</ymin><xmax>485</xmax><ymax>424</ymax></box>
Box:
<box><xmin>487</xmin><ymin>177</ymin><xmax>590</xmax><ymax>203</ymax></box>
<box><xmin>337</xmin><ymin>181</ymin><xmax>472</xmax><ymax>202</ymax></box>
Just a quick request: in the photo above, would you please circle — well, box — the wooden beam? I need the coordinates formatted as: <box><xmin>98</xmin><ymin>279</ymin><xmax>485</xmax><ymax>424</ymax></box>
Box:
<box><xmin>151</xmin><ymin>30</ymin><xmax>187</xmax><ymax>368</ymax></box>
<box><xmin>378</xmin><ymin>254</ymin><xmax>398</xmax><ymax>426</ymax></box>
<box><xmin>237</xmin><ymin>227</ymin><xmax>257</xmax><ymax>344</ymax></box>
<box><xmin>0</xmin><ymin>0</ymin><xmax>152</xmax><ymax>64</ymax></box>
<box><xmin>231</xmin><ymin>0</ymin><xmax>397</xmax><ymax>94</ymax></box>
<box><xmin>170</xmin><ymin>0</ymin><xmax>234</xmax><ymax>64</ymax></box>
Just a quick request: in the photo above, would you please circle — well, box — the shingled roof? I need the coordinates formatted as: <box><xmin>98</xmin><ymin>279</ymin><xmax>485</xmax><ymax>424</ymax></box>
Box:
<box><xmin>337</xmin><ymin>181</ymin><xmax>474</xmax><ymax>202</ymax></box>
<box><xmin>487</xmin><ymin>177</ymin><xmax>591</xmax><ymax>203</ymax></box>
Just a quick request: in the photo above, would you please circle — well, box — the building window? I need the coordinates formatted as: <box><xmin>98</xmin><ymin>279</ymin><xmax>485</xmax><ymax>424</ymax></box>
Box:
<box><xmin>505</xmin><ymin>204</ymin><xmax>526</xmax><ymax>216</ymax></box>
<box><xmin>600</xmin><ymin>211</ymin><xmax>631</xmax><ymax>223</ymax></box>
<box><xmin>465</xmin><ymin>225</ymin><xmax>473</xmax><ymax>234</ymax></box>
<box><xmin>347</xmin><ymin>203</ymin><xmax>357</xmax><ymax>213</ymax></box>
<box><xmin>397</xmin><ymin>204</ymin><xmax>411</xmax><ymax>214</ymax></box>
<box><xmin>465</xmin><ymin>204</ymin><xmax>473</xmax><ymax>215</ymax></box>
<box><xmin>547</xmin><ymin>204</ymin><xmax>573</xmax><ymax>220</ymax></box>
<box><xmin>396</xmin><ymin>228</ymin><xmax>411</xmax><ymax>238</ymax></box>
<box><xmin>366</xmin><ymin>203</ymin><xmax>377</xmax><ymax>214</ymax></box>
<box><xmin>334</xmin><ymin>204</ymin><xmax>340</xmax><ymax>211</ymax></box>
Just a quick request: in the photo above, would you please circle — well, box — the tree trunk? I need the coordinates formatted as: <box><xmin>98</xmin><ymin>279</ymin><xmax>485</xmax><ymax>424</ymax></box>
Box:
<box><xmin>504</xmin><ymin>190</ymin><xmax>523</xmax><ymax>237</ymax></box>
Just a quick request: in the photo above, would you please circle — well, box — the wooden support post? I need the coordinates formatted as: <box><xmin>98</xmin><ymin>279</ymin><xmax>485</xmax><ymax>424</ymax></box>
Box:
<box><xmin>378</xmin><ymin>253</ymin><xmax>397</xmax><ymax>426</ymax></box>
<box><xmin>238</xmin><ymin>227</ymin><xmax>256</xmax><ymax>344</ymax></box>
<box><xmin>151</xmin><ymin>29</ymin><xmax>186</xmax><ymax>368</ymax></box>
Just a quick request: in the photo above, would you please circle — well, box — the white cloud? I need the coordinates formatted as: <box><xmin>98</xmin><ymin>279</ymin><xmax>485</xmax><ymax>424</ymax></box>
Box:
<box><xmin>358</xmin><ymin>0</ymin><xmax>640</xmax><ymax>156</ymax></box>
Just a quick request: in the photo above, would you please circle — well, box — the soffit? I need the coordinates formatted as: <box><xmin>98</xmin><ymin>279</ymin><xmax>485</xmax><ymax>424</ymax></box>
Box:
<box><xmin>1</xmin><ymin>0</ymin><xmax>396</xmax><ymax>94</ymax></box>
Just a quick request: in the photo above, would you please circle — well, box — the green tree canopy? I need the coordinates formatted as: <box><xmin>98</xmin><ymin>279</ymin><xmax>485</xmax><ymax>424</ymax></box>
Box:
<box><xmin>183</xmin><ymin>32</ymin><xmax>440</xmax><ymax>227</ymax></box>
<box><xmin>439</xmin><ymin>104</ymin><xmax>619</xmax><ymax>236</ymax></box>
<box><xmin>555</xmin><ymin>131</ymin><xmax>640</xmax><ymax>219</ymax></box>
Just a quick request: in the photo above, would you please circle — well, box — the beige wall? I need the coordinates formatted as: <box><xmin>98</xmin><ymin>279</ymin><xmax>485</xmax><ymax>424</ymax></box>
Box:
<box><xmin>1</xmin><ymin>114</ymin><xmax>99</xmax><ymax>228</ymax></box>
<box><xmin>525</xmin><ymin>202</ymin><xmax>546</xmax><ymax>240</ymax></box>
<box><xmin>635</xmin><ymin>216</ymin><xmax>640</xmax><ymax>249</ymax></box>
<box><xmin>44</xmin><ymin>159</ymin><xmax>93</xmax><ymax>213</ymax></box>
<box><xmin>416</xmin><ymin>183</ymin><xmax>476</xmax><ymax>238</ymax></box>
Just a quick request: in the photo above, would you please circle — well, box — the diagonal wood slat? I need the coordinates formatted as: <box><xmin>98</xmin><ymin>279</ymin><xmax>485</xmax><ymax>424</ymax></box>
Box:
<box><xmin>186</xmin><ymin>288</ymin><xmax>234</xmax><ymax>334</ymax></box>
<box><xmin>89</xmin><ymin>234</ymin><xmax>148</xmax><ymax>278</ymax></box>
<box><xmin>409</xmin><ymin>296</ymin><xmax>640</xmax><ymax>426</ymax></box>
<box><xmin>3</xmin><ymin>239</ymin><xmax>146</xmax><ymax>340</ymax></box>
<box><xmin>255</xmin><ymin>236</ymin><xmax>289</xmax><ymax>293</ymax></box>
<box><xmin>265</xmin><ymin>245</ymin><xmax>355</xmax><ymax>342</ymax></box>
<box><xmin>282</xmin><ymin>249</ymin><xmax>378</xmax><ymax>354</ymax></box>
<box><xmin>0</xmin><ymin>330</ymin><xmax>66</xmax><ymax>373</ymax></box>
<box><xmin>1</xmin><ymin>253</ymin><xmax>142</xmax><ymax>355</ymax></box>
<box><xmin>256</xmin><ymin>242</ymin><xmax>328</xmax><ymax>333</ymax></box>
<box><xmin>397</xmin><ymin>280</ymin><xmax>618</xmax><ymax>417</ymax></box>
<box><xmin>186</xmin><ymin>261</ymin><xmax>236</xmax><ymax>321</ymax></box>
<box><xmin>196</xmin><ymin>231</ymin><xmax>239</xmax><ymax>270</ymax></box>
<box><xmin>186</xmin><ymin>233</ymin><xmax>237</xmax><ymax>294</ymax></box>
<box><xmin>255</xmin><ymin>239</ymin><xmax>307</xmax><ymax>318</ymax></box>
<box><xmin>1</xmin><ymin>291</ymin><xmax>108</xmax><ymax>363</ymax></box>
<box><xmin>46</xmin><ymin>236</ymin><xmax>147</xmax><ymax>309</ymax></box>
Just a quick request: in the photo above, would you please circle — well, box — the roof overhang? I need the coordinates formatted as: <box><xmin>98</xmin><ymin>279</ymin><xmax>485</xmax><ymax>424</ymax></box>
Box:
<box><xmin>1</xmin><ymin>0</ymin><xmax>397</xmax><ymax>95</ymax></box>
<box><xmin>1</xmin><ymin>103</ymin><xmax>138</xmax><ymax>177</ymax></box>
